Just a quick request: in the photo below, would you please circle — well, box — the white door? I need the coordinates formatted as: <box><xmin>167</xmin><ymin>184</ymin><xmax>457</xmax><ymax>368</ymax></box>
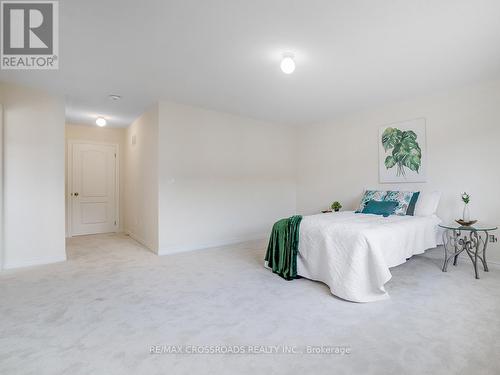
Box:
<box><xmin>70</xmin><ymin>142</ymin><xmax>118</xmax><ymax>236</ymax></box>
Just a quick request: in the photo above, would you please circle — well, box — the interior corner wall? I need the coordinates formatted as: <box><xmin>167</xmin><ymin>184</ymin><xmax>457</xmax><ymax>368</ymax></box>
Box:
<box><xmin>65</xmin><ymin>124</ymin><xmax>127</xmax><ymax>235</ymax></box>
<box><xmin>157</xmin><ymin>101</ymin><xmax>296</xmax><ymax>254</ymax></box>
<box><xmin>124</xmin><ymin>104</ymin><xmax>159</xmax><ymax>252</ymax></box>
<box><xmin>296</xmin><ymin>79</ymin><xmax>500</xmax><ymax>262</ymax></box>
<box><xmin>0</xmin><ymin>82</ymin><xmax>66</xmax><ymax>269</ymax></box>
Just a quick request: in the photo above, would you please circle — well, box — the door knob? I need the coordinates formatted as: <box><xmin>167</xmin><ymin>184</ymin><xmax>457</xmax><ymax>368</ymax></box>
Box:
<box><xmin>74</xmin><ymin>192</ymin><xmax>79</xmax><ymax>197</ymax></box>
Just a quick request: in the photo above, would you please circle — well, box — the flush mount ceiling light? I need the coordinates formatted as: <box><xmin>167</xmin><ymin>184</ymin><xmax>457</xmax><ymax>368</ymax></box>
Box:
<box><xmin>109</xmin><ymin>94</ymin><xmax>121</xmax><ymax>101</ymax></box>
<box><xmin>96</xmin><ymin>117</ymin><xmax>107</xmax><ymax>127</ymax></box>
<box><xmin>280</xmin><ymin>53</ymin><xmax>295</xmax><ymax>74</ymax></box>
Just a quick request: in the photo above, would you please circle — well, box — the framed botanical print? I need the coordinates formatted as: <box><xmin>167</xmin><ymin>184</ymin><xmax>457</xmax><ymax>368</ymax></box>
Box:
<box><xmin>379</xmin><ymin>118</ymin><xmax>426</xmax><ymax>183</ymax></box>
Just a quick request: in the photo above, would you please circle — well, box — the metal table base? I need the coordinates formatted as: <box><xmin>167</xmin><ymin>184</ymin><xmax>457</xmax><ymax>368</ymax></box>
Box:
<box><xmin>442</xmin><ymin>229</ymin><xmax>490</xmax><ymax>279</ymax></box>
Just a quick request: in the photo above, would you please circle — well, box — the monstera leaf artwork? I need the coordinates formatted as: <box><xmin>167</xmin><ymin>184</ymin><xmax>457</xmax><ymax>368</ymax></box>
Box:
<box><xmin>381</xmin><ymin>127</ymin><xmax>422</xmax><ymax>176</ymax></box>
<box><xmin>379</xmin><ymin>118</ymin><xmax>426</xmax><ymax>183</ymax></box>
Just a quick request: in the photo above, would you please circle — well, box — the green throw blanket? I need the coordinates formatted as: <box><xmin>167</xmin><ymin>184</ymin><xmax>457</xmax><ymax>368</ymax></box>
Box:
<box><xmin>265</xmin><ymin>215</ymin><xmax>303</xmax><ymax>280</ymax></box>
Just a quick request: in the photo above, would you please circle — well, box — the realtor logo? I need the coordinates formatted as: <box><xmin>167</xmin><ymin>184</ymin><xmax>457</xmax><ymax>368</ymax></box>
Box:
<box><xmin>1</xmin><ymin>1</ymin><xmax>58</xmax><ymax>69</ymax></box>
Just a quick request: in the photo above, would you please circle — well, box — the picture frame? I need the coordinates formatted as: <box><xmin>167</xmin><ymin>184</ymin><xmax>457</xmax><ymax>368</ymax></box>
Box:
<box><xmin>379</xmin><ymin>118</ymin><xmax>427</xmax><ymax>183</ymax></box>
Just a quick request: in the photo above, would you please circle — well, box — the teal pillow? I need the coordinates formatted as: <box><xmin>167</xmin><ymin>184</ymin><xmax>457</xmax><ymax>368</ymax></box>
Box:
<box><xmin>406</xmin><ymin>192</ymin><xmax>420</xmax><ymax>216</ymax></box>
<box><xmin>356</xmin><ymin>190</ymin><xmax>387</xmax><ymax>212</ymax></box>
<box><xmin>383</xmin><ymin>191</ymin><xmax>416</xmax><ymax>216</ymax></box>
<box><xmin>362</xmin><ymin>200</ymin><xmax>399</xmax><ymax>217</ymax></box>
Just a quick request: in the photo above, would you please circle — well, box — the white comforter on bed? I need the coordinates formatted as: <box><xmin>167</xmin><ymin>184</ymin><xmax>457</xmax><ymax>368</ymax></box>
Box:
<box><xmin>297</xmin><ymin>211</ymin><xmax>441</xmax><ymax>303</ymax></box>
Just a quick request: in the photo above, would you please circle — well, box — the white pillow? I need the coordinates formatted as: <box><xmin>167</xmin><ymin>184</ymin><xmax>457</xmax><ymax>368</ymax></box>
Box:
<box><xmin>414</xmin><ymin>191</ymin><xmax>441</xmax><ymax>216</ymax></box>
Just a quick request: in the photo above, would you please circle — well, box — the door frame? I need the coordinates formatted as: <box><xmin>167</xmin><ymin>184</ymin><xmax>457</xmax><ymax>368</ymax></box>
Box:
<box><xmin>66</xmin><ymin>140</ymin><xmax>120</xmax><ymax>237</ymax></box>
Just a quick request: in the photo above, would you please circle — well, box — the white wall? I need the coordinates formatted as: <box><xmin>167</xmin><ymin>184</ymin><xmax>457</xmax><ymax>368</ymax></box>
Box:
<box><xmin>158</xmin><ymin>102</ymin><xmax>296</xmax><ymax>254</ymax></box>
<box><xmin>0</xmin><ymin>82</ymin><xmax>66</xmax><ymax>269</ymax></box>
<box><xmin>124</xmin><ymin>104</ymin><xmax>159</xmax><ymax>252</ymax></box>
<box><xmin>0</xmin><ymin>104</ymin><xmax>3</xmax><ymax>269</ymax></box>
<box><xmin>65</xmin><ymin>124</ymin><xmax>126</xmax><ymax>234</ymax></box>
<box><xmin>296</xmin><ymin>79</ymin><xmax>500</xmax><ymax>261</ymax></box>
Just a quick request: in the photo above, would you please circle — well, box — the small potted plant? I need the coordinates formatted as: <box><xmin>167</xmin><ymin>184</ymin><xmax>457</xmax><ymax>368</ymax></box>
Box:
<box><xmin>331</xmin><ymin>201</ymin><xmax>342</xmax><ymax>212</ymax></box>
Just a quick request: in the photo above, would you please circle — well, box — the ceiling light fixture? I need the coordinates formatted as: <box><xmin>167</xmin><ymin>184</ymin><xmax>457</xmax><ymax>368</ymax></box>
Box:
<box><xmin>280</xmin><ymin>53</ymin><xmax>295</xmax><ymax>74</ymax></box>
<box><xmin>109</xmin><ymin>94</ymin><xmax>121</xmax><ymax>101</ymax></box>
<box><xmin>96</xmin><ymin>117</ymin><xmax>107</xmax><ymax>127</ymax></box>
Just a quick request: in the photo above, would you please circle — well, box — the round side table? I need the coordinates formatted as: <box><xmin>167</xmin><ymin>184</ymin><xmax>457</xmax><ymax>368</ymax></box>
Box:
<box><xmin>439</xmin><ymin>223</ymin><xmax>498</xmax><ymax>279</ymax></box>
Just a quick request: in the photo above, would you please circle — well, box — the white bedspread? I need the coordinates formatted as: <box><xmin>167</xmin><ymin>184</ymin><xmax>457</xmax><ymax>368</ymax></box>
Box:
<box><xmin>297</xmin><ymin>211</ymin><xmax>441</xmax><ymax>303</ymax></box>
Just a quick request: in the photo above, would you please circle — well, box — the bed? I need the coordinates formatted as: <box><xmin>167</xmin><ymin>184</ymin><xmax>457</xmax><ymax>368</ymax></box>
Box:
<box><xmin>296</xmin><ymin>211</ymin><xmax>442</xmax><ymax>302</ymax></box>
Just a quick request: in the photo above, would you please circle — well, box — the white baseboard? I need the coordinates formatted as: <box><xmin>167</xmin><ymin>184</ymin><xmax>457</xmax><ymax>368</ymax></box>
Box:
<box><xmin>125</xmin><ymin>230</ymin><xmax>157</xmax><ymax>254</ymax></box>
<box><xmin>443</xmin><ymin>247</ymin><xmax>500</xmax><ymax>266</ymax></box>
<box><xmin>3</xmin><ymin>254</ymin><xmax>67</xmax><ymax>270</ymax></box>
<box><xmin>158</xmin><ymin>233</ymin><xmax>268</xmax><ymax>256</ymax></box>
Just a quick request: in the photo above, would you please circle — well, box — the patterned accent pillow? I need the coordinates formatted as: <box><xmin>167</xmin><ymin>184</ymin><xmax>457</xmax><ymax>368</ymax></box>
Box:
<box><xmin>383</xmin><ymin>191</ymin><xmax>416</xmax><ymax>216</ymax></box>
<box><xmin>357</xmin><ymin>190</ymin><xmax>387</xmax><ymax>212</ymax></box>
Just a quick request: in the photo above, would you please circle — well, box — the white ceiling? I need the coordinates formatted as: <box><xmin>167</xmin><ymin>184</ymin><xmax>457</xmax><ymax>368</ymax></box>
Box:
<box><xmin>2</xmin><ymin>0</ymin><xmax>500</xmax><ymax>127</ymax></box>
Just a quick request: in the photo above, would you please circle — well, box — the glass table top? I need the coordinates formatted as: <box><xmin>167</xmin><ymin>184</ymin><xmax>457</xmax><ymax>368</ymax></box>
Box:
<box><xmin>439</xmin><ymin>222</ymin><xmax>498</xmax><ymax>231</ymax></box>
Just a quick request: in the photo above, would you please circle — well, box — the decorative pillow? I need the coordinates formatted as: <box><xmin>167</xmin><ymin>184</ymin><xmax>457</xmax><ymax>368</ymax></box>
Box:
<box><xmin>406</xmin><ymin>192</ymin><xmax>420</xmax><ymax>216</ymax></box>
<box><xmin>362</xmin><ymin>200</ymin><xmax>399</xmax><ymax>217</ymax></box>
<box><xmin>383</xmin><ymin>191</ymin><xmax>417</xmax><ymax>216</ymax></box>
<box><xmin>357</xmin><ymin>190</ymin><xmax>387</xmax><ymax>212</ymax></box>
<box><xmin>414</xmin><ymin>191</ymin><xmax>441</xmax><ymax>216</ymax></box>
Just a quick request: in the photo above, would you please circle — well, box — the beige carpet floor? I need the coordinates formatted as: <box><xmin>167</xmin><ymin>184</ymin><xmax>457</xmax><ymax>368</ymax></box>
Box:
<box><xmin>1</xmin><ymin>233</ymin><xmax>500</xmax><ymax>375</ymax></box>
